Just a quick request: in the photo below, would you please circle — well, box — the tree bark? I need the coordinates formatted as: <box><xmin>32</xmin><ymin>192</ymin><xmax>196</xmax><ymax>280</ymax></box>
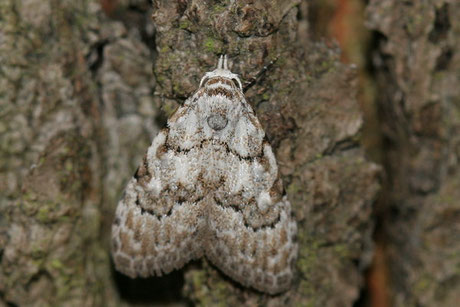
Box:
<box><xmin>0</xmin><ymin>0</ymin><xmax>380</xmax><ymax>306</ymax></box>
<box><xmin>367</xmin><ymin>1</ymin><xmax>460</xmax><ymax>306</ymax></box>
<box><xmin>150</xmin><ymin>1</ymin><xmax>380</xmax><ymax>305</ymax></box>
<box><xmin>0</xmin><ymin>0</ymin><xmax>156</xmax><ymax>305</ymax></box>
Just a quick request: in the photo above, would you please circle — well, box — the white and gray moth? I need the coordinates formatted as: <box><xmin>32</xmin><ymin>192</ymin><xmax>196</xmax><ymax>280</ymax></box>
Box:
<box><xmin>111</xmin><ymin>55</ymin><xmax>298</xmax><ymax>294</ymax></box>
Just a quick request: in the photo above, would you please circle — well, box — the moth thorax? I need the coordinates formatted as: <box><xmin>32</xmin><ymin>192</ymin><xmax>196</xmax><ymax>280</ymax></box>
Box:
<box><xmin>207</xmin><ymin>114</ymin><xmax>228</xmax><ymax>131</ymax></box>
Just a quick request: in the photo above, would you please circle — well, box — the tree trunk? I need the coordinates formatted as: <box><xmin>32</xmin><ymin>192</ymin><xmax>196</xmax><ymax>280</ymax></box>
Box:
<box><xmin>149</xmin><ymin>1</ymin><xmax>379</xmax><ymax>305</ymax></box>
<box><xmin>0</xmin><ymin>0</ymin><xmax>156</xmax><ymax>305</ymax></box>
<box><xmin>0</xmin><ymin>0</ymin><xmax>419</xmax><ymax>306</ymax></box>
<box><xmin>367</xmin><ymin>1</ymin><xmax>460</xmax><ymax>306</ymax></box>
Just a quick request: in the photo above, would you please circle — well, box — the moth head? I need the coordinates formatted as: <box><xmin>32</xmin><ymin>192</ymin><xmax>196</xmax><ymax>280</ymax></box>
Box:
<box><xmin>199</xmin><ymin>55</ymin><xmax>243</xmax><ymax>91</ymax></box>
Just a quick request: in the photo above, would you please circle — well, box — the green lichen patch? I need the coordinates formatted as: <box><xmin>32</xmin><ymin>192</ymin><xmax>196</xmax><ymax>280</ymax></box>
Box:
<box><xmin>203</xmin><ymin>37</ymin><xmax>222</xmax><ymax>54</ymax></box>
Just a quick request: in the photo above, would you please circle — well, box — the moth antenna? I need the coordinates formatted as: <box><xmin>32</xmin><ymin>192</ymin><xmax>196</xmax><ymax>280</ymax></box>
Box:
<box><xmin>223</xmin><ymin>54</ymin><xmax>228</xmax><ymax>70</ymax></box>
<box><xmin>218</xmin><ymin>55</ymin><xmax>223</xmax><ymax>69</ymax></box>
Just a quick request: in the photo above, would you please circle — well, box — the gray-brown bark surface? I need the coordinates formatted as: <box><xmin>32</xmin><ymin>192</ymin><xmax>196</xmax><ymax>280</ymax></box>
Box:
<box><xmin>0</xmin><ymin>0</ymin><xmax>385</xmax><ymax>306</ymax></box>
<box><xmin>367</xmin><ymin>1</ymin><xmax>460</xmax><ymax>306</ymax></box>
<box><xmin>151</xmin><ymin>1</ymin><xmax>379</xmax><ymax>305</ymax></box>
<box><xmin>0</xmin><ymin>0</ymin><xmax>156</xmax><ymax>305</ymax></box>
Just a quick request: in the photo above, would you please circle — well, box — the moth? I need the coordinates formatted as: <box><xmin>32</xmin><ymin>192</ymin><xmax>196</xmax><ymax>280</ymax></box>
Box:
<box><xmin>111</xmin><ymin>55</ymin><xmax>298</xmax><ymax>294</ymax></box>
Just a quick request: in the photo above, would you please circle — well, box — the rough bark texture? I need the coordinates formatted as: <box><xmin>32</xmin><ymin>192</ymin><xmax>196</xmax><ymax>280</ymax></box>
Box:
<box><xmin>0</xmin><ymin>0</ymin><xmax>381</xmax><ymax>306</ymax></box>
<box><xmin>0</xmin><ymin>0</ymin><xmax>156</xmax><ymax>305</ymax></box>
<box><xmin>149</xmin><ymin>1</ymin><xmax>379</xmax><ymax>306</ymax></box>
<box><xmin>367</xmin><ymin>1</ymin><xmax>460</xmax><ymax>306</ymax></box>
